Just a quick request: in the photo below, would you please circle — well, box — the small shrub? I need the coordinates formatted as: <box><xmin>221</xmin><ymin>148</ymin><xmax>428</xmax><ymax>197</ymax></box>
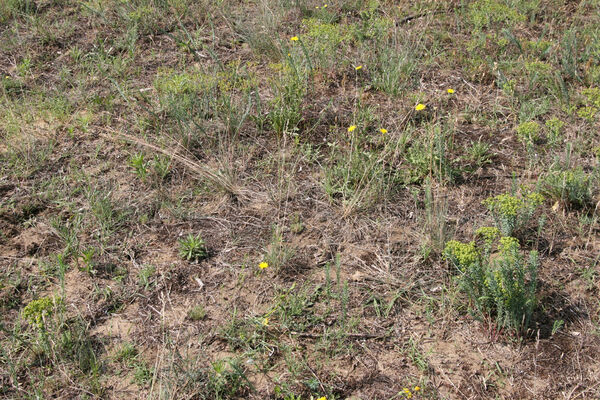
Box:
<box><xmin>178</xmin><ymin>234</ymin><xmax>207</xmax><ymax>262</ymax></box>
<box><xmin>483</xmin><ymin>191</ymin><xmax>544</xmax><ymax>236</ymax></box>
<box><xmin>444</xmin><ymin>236</ymin><xmax>538</xmax><ymax>334</ymax></box>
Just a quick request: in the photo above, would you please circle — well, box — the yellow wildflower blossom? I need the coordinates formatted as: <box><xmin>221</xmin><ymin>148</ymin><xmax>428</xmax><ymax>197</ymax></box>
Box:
<box><xmin>262</xmin><ymin>317</ymin><xmax>269</xmax><ymax>326</ymax></box>
<box><xmin>290</xmin><ymin>36</ymin><xmax>299</xmax><ymax>41</ymax></box>
<box><xmin>415</xmin><ymin>103</ymin><xmax>426</xmax><ymax>111</ymax></box>
<box><xmin>355</xmin><ymin>65</ymin><xmax>363</xmax><ymax>70</ymax></box>
<box><xmin>380</xmin><ymin>128</ymin><xmax>388</xmax><ymax>134</ymax></box>
<box><xmin>259</xmin><ymin>262</ymin><xmax>269</xmax><ymax>269</ymax></box>
<box><xmin>414</xmin><ymin>386</ymin><xmax>421</xmax><ymax>391</ymax></box>
<box><xmin>447</xmin><ymin>88</ymin><xmax>455</xmax><ymax>94</ymax></box>
<box><xmin>348</xmin><ymin>125</ymin><xmax>357</xmax><ymax>132</ymax></box>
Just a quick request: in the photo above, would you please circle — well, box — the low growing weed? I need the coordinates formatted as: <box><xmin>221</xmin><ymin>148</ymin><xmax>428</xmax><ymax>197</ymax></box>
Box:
<box><xmin>178</xmin><ymin>234</ymin><xmax>207</xmax><ymax>262</ymax></box>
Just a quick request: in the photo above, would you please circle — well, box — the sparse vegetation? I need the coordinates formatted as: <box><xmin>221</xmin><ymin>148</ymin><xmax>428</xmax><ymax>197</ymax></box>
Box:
<box><xmin>1</xmin><ymin>0</ymin><xmax>600</xmax><ymax>398</ymax></box>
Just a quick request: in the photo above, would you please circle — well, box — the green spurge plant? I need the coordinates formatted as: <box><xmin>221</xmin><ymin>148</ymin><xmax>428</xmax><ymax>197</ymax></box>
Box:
<box><xmin>516</xmin><ymin>121</ymin><xmax>541</xmax><ymax>145</ymax></box>
<box><xmin>444</xmin><ymin>234</ymin><xmax>538</xmax><ymax>334</ymax></box>
<box><xmin>483</xmin><ymin>191</ymin><xmax>544</xmax><ymax>236</ymax></box>
<box><xmin>22</xmin><ymin>298</ymin><xmax>51</xmax><ymax>327</ymax></box>
<box><xmin>22</xmin><ymin>297</ymin><xmax>61</xmax><ymax>328</ymax></box>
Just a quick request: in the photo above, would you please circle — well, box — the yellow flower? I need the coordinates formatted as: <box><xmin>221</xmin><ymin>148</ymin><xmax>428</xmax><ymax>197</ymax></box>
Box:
<box><xmin>259</xmin><ymin>262</ymin><xmax>269</xmax><ymax>269</ymax></box>
<box><xmin>447</xmin><ymin>88</ymin><xmax>455</xmax><ymax>94</ymax></box>
<box><xmin>290</xmin><ymin>36</ymin><xmax>299</xmax><ymax>41</ymax></box>
<box><xmin>316</xmin><ymin>397</ymin><xmax>327</xmax><ymax>400</ymax></box>
<box><xmin>415</xmin><ymin>103</ymin><xmax>426</xmax><ymax>111</ymax></box>
<box><xmin>414</xmin><ymin>386</ymin><xmax>420</xmax><ymax>391</ymax></box>
<box><xmin>380</xmin><ymin>128</ymin><xmax>388</xmax><ymax>134</ymax></box>
<box><xmin>355</xmin><ymin>65</ymin><xmax>362</xmax><ymax>70</ymax></box>
<box><xmin>347</xmin><ymin>125</ymin><xmax>357</xmax><ymax>132</ymax></box>
<box><xmin>323</xmin><ymin>4</ymin><xmax>327</xmax><ymax>7</ymax></box>
<box><xmin>315</xmin><ymin>5</ymin><xmax>319</xmax><ymax>8</ymax></box>
<box><xmin>262</xmin><ymin>317</ymin><xmax>269</xmax><ymax>326</ymax></box>
<box><xmin>403</xmin><ymin>388</ymin><xmax>413</xmax><ymax>398</ymax></box>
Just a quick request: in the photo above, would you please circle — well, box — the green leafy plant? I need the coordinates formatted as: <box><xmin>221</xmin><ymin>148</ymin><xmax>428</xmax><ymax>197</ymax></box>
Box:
<box><xmin>370</xmin><ymin>44</ymin><xmax>420</xmax><ymax>97</ymax></box>
<box><xmin>151</xmin><ymin>154</ymin><xmax>171</xmax><ymax>181</ymax></box>
<box><xmin>22</xmin><ymin>297</ymin><xmax>61</xmax><ymax>328</ymax></box>
<box><xmin>115</xmin><ymin>342</ymin><xmax>138</xmax><ymax>363</ymax></box>
<box><xmin>301</xmin><ymin>17</ymin><xmax>349</xmax><ymax>70</ymax></box>
<box><xmin>79</xmin><ymin>247</ymin><xmax>96</xmax><ymax>275</ymax></box>
<box><xmin>178</xmin><ymin>234</ymin><xmax>207</xmax><ymax>262</ymax></box>
<box><xmin>525</xmin><ymin>60</ymin><xmax>553</xmax><ymax>91</ymax></box>
<box><xmin>0</xmin><ymin>0</ymin><xmax>36</xmax><ymax>23</ymax></box>
<box><xmin>133</xmin><ymin>361</ymin><xmax>153</xmax><ymax>387</ymax></box>
<box><xmin>545</xmin><ymin>117</ymin><xmax>564</xmax><ymax>146</ymax></box>
<box><xmin>268</xmin><ymin>68</ymin><xmax>305</xmax><ymax>136</ymax></box>
<box><xmin>444</xmin><ymin>235</ymin><xmax>538</xmax><ymax>334</ymax></box>
<box><xmin>468</xmin><ymin>0</ymin><xmax>526</xmax><ymax>31</ymax></box>
<box><xmin>137</xmin><ymin>265</ymin><xmax>156</xmax><ymax>290</ymax></box>
<box><xmin>542</xmin><ymin>167</ymin><xmax>594</xmax><ymax>209</ymax></box>
<box><xmin>323</xmin><ymin>146</ymin><xmax>387</xmax><ymax>211</ymax></box>
<box><xmin>404</xmin><ymin>122</ymin><xmax>458</xmax><ymax>183</ymax></box>
<box><xmin>515</xmin><ymin>121</ymin><xmax>541</xmax><ymax>145</ymax></box>
<box><xmin>466</xmin><ymin>140</ymin><xmax>493</xmax><ymax>168</ymax></box>
<box><xmin>483</xmin><ymin>191</ymin><xmax>544</xmax><ymax>236</ymax></box>
<box><xmin>577</xmin><ymin>87</ymin><xmax>600</xmax><ymax>122</ymax></box>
